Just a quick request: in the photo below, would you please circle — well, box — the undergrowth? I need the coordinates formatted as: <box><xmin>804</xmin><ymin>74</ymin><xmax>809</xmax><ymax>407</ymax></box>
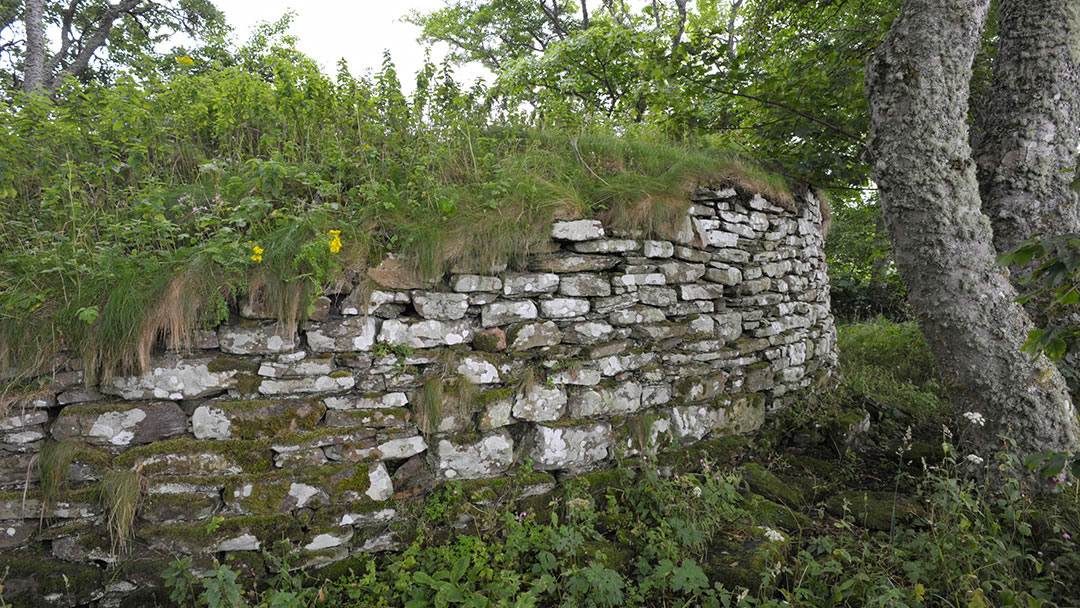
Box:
<box><xmin>135</xmin><ymin>319</ymin><xmax>1080</xmax><ymax>608</ymax></box>
<box><xmin>0</xmin><ymin>21</ymin><xmax>792</xmax><ymax>384</ymax></box>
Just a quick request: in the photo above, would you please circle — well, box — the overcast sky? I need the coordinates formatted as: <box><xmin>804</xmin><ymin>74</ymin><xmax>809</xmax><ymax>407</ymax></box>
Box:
<box><xmin>211</xmin><ymin>0</ymin><xmax>490</xmax><ymax>88</ymax></box>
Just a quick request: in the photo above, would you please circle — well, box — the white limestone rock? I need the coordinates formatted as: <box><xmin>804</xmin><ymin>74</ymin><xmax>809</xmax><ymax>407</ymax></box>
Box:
<box><xmin>218</xmin><ymin>325</ymin><xmax>296</xmax><ymax>355</ymax></box>
<box><xmin>551</xmin><ymin>220</ymin><xmax>605</xmax><ymax>241</ymax></box>
<box><xmin>568</xmin><ymin>381</ymin><xmax>643</xmax><ymax>418</ymax></box>
<box><xmin>481</xmin><ymin>300</ymin><xmax>538</xmax><ymax>327</ymax></box>
<box><xmin>412</xmin><ymin>292</ymin><xmax>470</xmax><ymax>320</ymax></box>
<box><xmin>432</xmin><ymin>430</ymin><xmax>514</xmax><ymax>480</ymax></box>
<box><xmin>502</xmin><ymin>273</ymin><xmax>560</xmax><ymax>296</ymax></box>
<box><xmin>527</xmin><ymin>423</ymin><xmax>612</xmax><ymax>470</ymax></box>
<box><xmin>512</xmin><ymin>383</ymin><xmax>567</xmax><ymax>422</ymax></box>
<box><xmin>307</xmin><ymin>317</ymin><xmax>380</xmax><ymax>352</ymax></box>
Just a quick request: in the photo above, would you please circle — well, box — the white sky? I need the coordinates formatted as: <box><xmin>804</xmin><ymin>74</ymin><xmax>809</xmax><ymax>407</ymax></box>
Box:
<box><xmin>211</xmin><ymin>0</ymin><xmax>491</xmax><ymax>88</ymax></box>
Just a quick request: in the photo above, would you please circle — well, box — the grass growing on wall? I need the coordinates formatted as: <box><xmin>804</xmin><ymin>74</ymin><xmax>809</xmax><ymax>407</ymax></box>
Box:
<box><xmin>0</xmin><ymin>33</ymin><xmax>792</xmax><ymax>383</ymax></box>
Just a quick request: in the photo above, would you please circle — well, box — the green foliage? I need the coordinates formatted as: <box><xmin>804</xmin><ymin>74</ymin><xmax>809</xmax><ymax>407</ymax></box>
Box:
<box><xmin>0</xmin><ymin>19</ymin><xmax>789</xmax><ymax>382</ymax></box>
<box><xmin>996</xmin><ymin>233</ymin><xmax>1080</xmax><ymax>366</ymax></box>
<box><xmin>825</xmin><ymin>194</ymin><xmax>908</xmax><ymax>321</ymax></box>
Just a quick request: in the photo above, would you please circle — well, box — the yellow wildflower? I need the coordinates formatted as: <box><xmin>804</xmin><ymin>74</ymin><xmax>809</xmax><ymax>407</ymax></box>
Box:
<box><xmin>176</xmin><ymin>55</ymin><xmax>195</xmax><ymax>66</ymax></box>
<box><xmin>328</xmin><ymin>230</ymin><xmax>342</xmax><ymax>253</ymax></box>
<box><xmin>251</xmin><ymin>245</ymin><xmax>264</xmax><ymax>263</ymax></box>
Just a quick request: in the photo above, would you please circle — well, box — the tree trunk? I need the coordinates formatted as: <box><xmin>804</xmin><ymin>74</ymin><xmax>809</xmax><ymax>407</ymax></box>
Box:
<box><xmin>976</xmin><ymin>0</ymin><xmax>1080</xmax><ymax>256</ymax></box>
<box><xmin>22</xmin><ymin>0</ymin><xmax>46</xmax><ymax>94</ymax></box>
<box><xmin>866</xmin><ymin>0</ymin><xmax>1080</xmax><ymax>465</ymax></box>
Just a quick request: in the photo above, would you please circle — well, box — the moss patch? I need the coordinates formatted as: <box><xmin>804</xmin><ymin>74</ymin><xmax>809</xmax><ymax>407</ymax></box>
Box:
<box><xmin>206</xmin><ymin>356</ymin><xmax>260</xmax><ymax>374</ymax></box>
<box><xmin>113</xmin><ymin>438</ymin><xmax>273</xmax><ymax>476</ymax></box>
<box><xmin>216</xmin><ymin>398</ymin><xmax>326</xmax><ymax>440</ymax></box>
<box><xmin>825</xmin><ymin>490</ymin><xmax>924</xmax><ymax>531</ymax></box>
<box><xmin>739</xmin><ymin>462</ymin><xmax>806</xmax><ymax>508</ymax></box>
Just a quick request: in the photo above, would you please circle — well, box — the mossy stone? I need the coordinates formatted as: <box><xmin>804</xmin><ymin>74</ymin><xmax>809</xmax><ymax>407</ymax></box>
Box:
<box><xmin>113</xmin><ymin>438</ymin><xmax>273</xmax><ymax>476</ymax></box>
<box><xmin>581</xmin><ymin>540</ymin><xmax>636</xmax><ymax>570</ymax></box>
<box><xmin>740</xmin><ymin>462</ymin><xmax>805</xmax><ymax>508</ymax></box>
<box><xmin>746</xmin><ymin>493</ymin><xmax>811</xmax><ymax>531</ymax></box>
<box><xmin>206</xmin><ymin>356</ymin><xmax>259</xmax><ymax>374</ymax></box>
<box><xmin>656</xmin><ymin>435</ymin><xmax>749</xmax><ymax>470</ymax></box>
<box><xmin>0</xmin><ymin>547</ymin><xmax>107</xmax><ymax>605</ymax></box>
<box><xmin>825</xmin><ymin>490</ymin><xmax>924</xmax><ymax>531</ymax></box>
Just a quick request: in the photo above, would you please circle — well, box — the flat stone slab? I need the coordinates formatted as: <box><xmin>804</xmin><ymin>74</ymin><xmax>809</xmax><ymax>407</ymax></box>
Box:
<box><xmin>218</xmin><ymin>324</ymin><xmax>297</xmax><ymax>355</ymax></box>
<box><xmin>307</xmin><ymin>317</ymin><xmax>380</xmax><ymax>352</ymax></box>
<box><xmin>432</xmin><ymin>430</ymin><xmax>514</xmax><ymax>480</ymax></box>
<box><xmin>377</xmin><ymin>319</ymin><xmax>475</xmax><ymax>348</ymax></box>
<box><xmin>551</xmin><ymin>219</ymin><xmax>604</xmax><ymax>241</ymax></box>
<box><xmin>481</xmin><ymin>300</ymin><xmax>538</xmax><ymax>327</ymax></box>
<box><xmin>527</xmin><ymin>422</ymin><xmax>612</xmax><ymax>470</ymax></box>
<box><xmin>105</xmin><ymin>355</ymin><xmax>240</xmax><ymax>400</ymax></box>
<box><xmin>53</xmin><ymin>401</ymin><xmax>186</xmax><ymax>446</ymax></box>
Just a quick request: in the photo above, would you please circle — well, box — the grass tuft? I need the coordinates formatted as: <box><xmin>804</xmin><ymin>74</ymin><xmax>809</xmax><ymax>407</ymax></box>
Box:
<box><xmin>99</xmin><ymin>467</ymin><xmax>145</xmax><ymax>555</ymax></box>
<box><xmin>37</xmin><ymin>440</ymin><xmax>79</xmax><ymax>516</ymax></box>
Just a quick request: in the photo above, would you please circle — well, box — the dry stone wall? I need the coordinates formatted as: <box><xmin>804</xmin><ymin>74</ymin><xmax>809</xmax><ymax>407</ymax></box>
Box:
<box><xmin>0</xmin><ymin>185</ymin><xmax>836</xmax><ymax>606</ymax></box>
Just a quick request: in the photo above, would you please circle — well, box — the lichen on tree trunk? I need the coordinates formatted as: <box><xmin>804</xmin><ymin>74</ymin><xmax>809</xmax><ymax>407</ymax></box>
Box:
<box><xmin>865</xmin><ymin>0</ymin><xmax>1080</xmax><ymax>467</ymax></box>
<box><xmin>976</xmin><ymin>0</ymin><xmax>1080</xmax><ymax>257</ymax></box>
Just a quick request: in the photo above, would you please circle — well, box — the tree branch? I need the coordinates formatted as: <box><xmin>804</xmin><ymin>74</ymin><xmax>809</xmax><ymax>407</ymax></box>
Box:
<box><xmin>700</xmin><ymin>81</ymin><xmax>863</xmax><ymax>141</ymax></box>
<box><xmin>50</xmin><ymin>0</ymin><xmax>144</xmax><ymax>89</ymax></box>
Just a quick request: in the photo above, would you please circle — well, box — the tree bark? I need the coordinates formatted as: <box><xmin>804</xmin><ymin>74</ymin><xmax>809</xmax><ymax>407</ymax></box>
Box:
<box><xmin>976</xmin><ymin>0</ymin><xmax>1080</xmax><ymax>256</ymax></box>
<box><xmin>22</xmin><ymin>0</ymin><xmax>46</xmax><ymax>94</ymax></box>
<box><xmin>866</xmin><ymin>0</ymin><xmax>1080</xmax><ymax>463</ymax></box>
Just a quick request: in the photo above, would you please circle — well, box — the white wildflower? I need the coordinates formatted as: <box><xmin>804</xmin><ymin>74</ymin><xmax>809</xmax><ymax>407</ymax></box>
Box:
<box><xmin>966</xmin><ymin>454</ymin><xmax>984</xmax><ymax>466</ymax></box>
<box><xmin>762</xmin><ymin>527</ymin><xmax>785</xmax><ymax>543</ymax></box>
<box><xmin>963</xmin><ymin>411</ymin><xmax>986</xmax><ymax>427</ymax></box>
<box><xmin>692</xmin><ymin>486</ymin><xmax>702</xmax><ymax>498</ymax></box>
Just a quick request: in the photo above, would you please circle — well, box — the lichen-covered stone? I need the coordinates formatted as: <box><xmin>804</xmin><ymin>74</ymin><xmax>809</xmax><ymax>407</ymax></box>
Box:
<box><xmin>678</xmin><ymin>284</ymin><xmax>726</xmax><ymax>300</ymax></box>
<box><xmin>52</xmin><ymin>401</ymin><xmax>186</xmax><ymax>446</ymax></box>
<box><xmin>258</xmin><ymin>372</ymin><xmax>355</xmax><ymax>395</ymax></box>
<box><xmin>638</xmin><ymin>286</ymin><xmax>677</xmax><ymax>307</ymax></box>
<box><xmin>569</xmin><ymin>381</ymin><xmax>643</xmax><ymax>418</ymax></box>
<box><xmin>551</xmin><ymin>219</ymin><xmax>604</xmax><ymax>241</ymax></box>
<box><xmin>324</xmin><ymin>392</ymin><xmax>408</xmax><ymax>410</ymax></box>
<box><xmin>675</xmin><ymin>372</ymin><xmax>728</xmax><ymax>401</ymax></box>
<box><xmin>218</xmin><ymin>324</ymin><xmax>296</xmax><ymax>355</ymax></box>
<box><xmin>643</xmin><ymin>240</ymin><xmax>675</xmax><ymax>258</ymax></box>
<box><xmin>323</xmin><ymin>408</ymin><xmax>412</xmax><ymax>429</ymax></box>
<box><xmin>512</xmin><ymin>383</ymin><xmax>567</xmax><ymax>422</ymax></box>
<box><xmin>456</xmin><ymin>354</ymin><xmax>501</xmax><ymax>384</ymax></box>
<box><xmin>195</xmin><ymin>399</ymin><xmax>326</xmax><ymax>440</ymax></box>
<box><xmin>477</xmin><ymin>388</ymin><xmax>515</xmax><ymax>430</ymax></box>
<box><xmin>531</xmin><ymin>253</ymin><xmax>619</xmax><ymax>273</ymax></box>
<box><xmin>507</xmin><ymin>321</ymin><xmax>563</xmax><ymax>351</ymax></box>
<box><xmin>540</xmin><ymin>297</ymin><xmax>590</xmax><ymax>318</ymax></box>
<box><xmin>558</xmin><ymin>274</ymin><xmax>612</xmax><ymax>297</ymax></box>
<box><xmin>0</xmin><ymin>410</ymin><xmax>48</xmax><ymax>431</ymax></box>
<box><xmin>549</xmin><ymin>366</ymin><xmax>602</xmax><ymax>386</ymax></box>
<box><xmin>412</xmin><ymin>292</ymin><xmax>470</xmax><ymax>320</ymax></box>
<box><xmin>502</xmin><ymin>273</ymin><xmax>559</xmax><ymax>296</ymax></box>
<box><xmin>377</xmin><ymin>319</ymin><xmax>474</xmax><ymax>348</ymax></box>
<box><xmin>527</xmin><ymin>422</ymin><xmax>612</xmax><ymax>470</ymax></box>
<box><xmin>258</xmin><ymin>354</ymin><xmax>336</xmax><ymax>378</ymax></box>
<box><xmin>432</xmin><ymin>430</ymin><xmax>514</xmax><ymax>480</ymax></box>
<box><xmin>307</xmin><ymin>317</ymin><xmax>380</xmax><ymax>352</ymax></box>
<box><xmin>481</xmin><ymin>300</ymin><xmax>538</xmax><ymax>327</ymax></box>
<box><xmin>562</xmin><ymin>321</ymin><xmax>615</xmax><ymax>345</ymax></box>
<box><xmin>609</xmin><ymin>305</ymin><xmax>666</xmax><ymax>326</ymax></box>
<box><xmin>106</xmin><ymin>355</ymin><xmax>240</xmax><ymax>400</ymax></box>
<box><xmin>451</xmin><ymin>275</ymin><xmax>502</xmax><ymax>293</ymax></box>
<box><xmin>570</xmin><ymin>239</ymin><xmax>640</xmax><ymax>254</ymax></box>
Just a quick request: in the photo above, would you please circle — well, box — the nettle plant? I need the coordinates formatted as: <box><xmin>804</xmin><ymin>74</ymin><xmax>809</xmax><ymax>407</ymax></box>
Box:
<box><xmin>996</xmin><ymin>233</ymin><xmax>1080</xmax><ymax>480</ymax></box>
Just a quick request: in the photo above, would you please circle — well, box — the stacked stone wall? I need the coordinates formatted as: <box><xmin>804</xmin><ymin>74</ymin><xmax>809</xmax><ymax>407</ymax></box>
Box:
<box><xmin>0</xmin><ymin>185</ymin><xmax>836</xmax><ymax>606</ymax></box>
